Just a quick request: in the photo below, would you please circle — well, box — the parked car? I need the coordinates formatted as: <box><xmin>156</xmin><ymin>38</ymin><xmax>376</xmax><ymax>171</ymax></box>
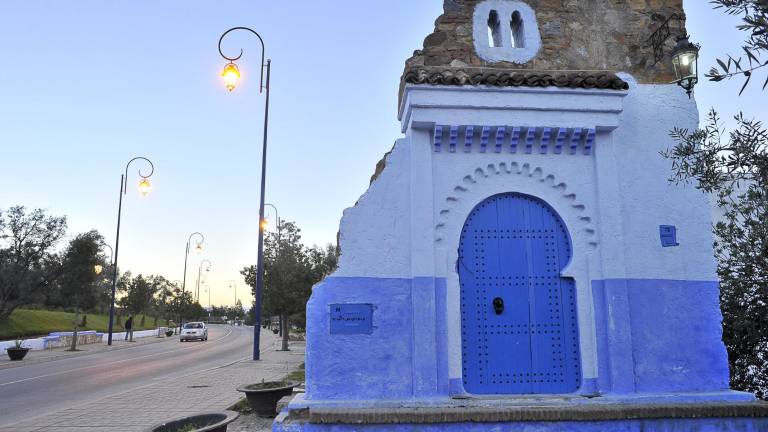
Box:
<box><xmin>180</xmin><ymin>322</ymin><xmax>208</xmax><ymax>342</ymax></box>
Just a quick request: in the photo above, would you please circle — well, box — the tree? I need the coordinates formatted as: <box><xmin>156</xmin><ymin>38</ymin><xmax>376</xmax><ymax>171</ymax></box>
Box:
<box><xmin>0</xmin><ymin>206</ymin><xmax>67</xmax><ymax>321</ymax></box>
<box><xmin>706</xmin><ymin>0</ymin><xmax>768</xmax><ymax>93</ymax></box>
<box><xmin>664</xmin><ymin>0</ymin><xmax>768</xmax><ymax>400</ymax></box>
<box><xmin>242</xmin><ymin>221</ymin><xmax>339</xmax><ymax>350</ymax></box>
<box><xmin>54</xmin><ymin>231</ymin><xmax>103</xmax><ymax>351</ymax></box>
<box><xmin>243</xmin><ymin>221</ymin><xmax>313</xmax><ymax>350</ymax></box>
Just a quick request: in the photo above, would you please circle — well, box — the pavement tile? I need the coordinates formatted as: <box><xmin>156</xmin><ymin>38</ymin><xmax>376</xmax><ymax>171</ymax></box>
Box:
<box><xmin>2</xmin><ymin>333</ymin><xmax>304</xmax><ymax>432</ymax></box>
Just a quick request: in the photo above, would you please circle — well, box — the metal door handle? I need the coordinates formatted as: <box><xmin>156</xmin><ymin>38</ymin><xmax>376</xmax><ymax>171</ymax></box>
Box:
<box><xmin>493</xmin><ymin>297</ymin><xmax>504</xmax><ymax>315</ymax></box>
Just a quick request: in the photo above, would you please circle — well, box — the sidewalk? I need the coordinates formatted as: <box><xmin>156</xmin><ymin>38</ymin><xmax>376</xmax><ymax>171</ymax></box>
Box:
<box><xmin>0</xmin><ymin>339</ymin><xmax>306</xmax><ymax>432</ymax></box>
<box><xmin>0</xmin><ymin>333</ymin><xmax>174</xmax><ymax>370</ymax></box>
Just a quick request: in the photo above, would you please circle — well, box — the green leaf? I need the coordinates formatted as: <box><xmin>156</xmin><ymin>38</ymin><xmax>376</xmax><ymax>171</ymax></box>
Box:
<box><xmin>739</xmin><ymin>73</ymin><xmax>751</xmax><ymax>95</ymax></box>
<box><xmin>718</xmin><ymin>58</ymin><xmax>730</xmax><ymax>73</ymax></box>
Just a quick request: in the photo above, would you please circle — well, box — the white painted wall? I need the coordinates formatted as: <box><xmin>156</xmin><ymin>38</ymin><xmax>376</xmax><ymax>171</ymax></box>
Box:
<box><xmin>0</xmin><ymin>329</ymin><xmax>161</xmax><ymax>352</ymax></box>
<box><xmin>330</xmin><ymin>77</ymin><xmax>715</xmax><ymax>393</ymax></box>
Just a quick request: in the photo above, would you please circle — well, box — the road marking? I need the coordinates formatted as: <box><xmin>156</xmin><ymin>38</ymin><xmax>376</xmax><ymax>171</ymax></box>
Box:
<box><xmin>0</xmin><ymin>326</ymin><xmax>238</xmax><ymax>387</ymax></box>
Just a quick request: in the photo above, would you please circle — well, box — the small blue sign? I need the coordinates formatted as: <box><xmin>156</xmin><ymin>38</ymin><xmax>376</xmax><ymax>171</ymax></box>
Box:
<box><xmin>330</xmin><ymin>304</ymin><xmax>373</xmax><ymax>335</ymax></box>
<box><xmin>660</xmin><ymin>225</ymin><xmax>679</xmax><ymax>247</ymax></box>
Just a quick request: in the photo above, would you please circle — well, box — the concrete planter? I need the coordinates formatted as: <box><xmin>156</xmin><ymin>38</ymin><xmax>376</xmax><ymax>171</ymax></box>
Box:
<box><xmin>237</xmin><ymin>381</ymin><xmax>297</xmax><ymax>417</ymax></box>
<box><xmin>165</xmin><ymin>330</ymin><xmax>174</xmax><ymax>337</ymax></box>
<box><xmin>145</xmin><ymin>411</ymin><xmax>239</xmax><ymax>432</ymax></box>
<box><xmin>6</xmin><ymin>347</ymin><xmax>30</xmax><ymax>361</ymax></box>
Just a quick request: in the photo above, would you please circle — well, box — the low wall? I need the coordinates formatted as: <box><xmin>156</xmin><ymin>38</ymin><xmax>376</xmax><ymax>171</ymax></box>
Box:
<box><xmin>1</xmin><ymin>328</ymin><xmax>161</xmax><ymax>351</ymax></box>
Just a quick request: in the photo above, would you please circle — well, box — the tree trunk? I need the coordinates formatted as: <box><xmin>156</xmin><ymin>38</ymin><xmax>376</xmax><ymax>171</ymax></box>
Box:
<box><xmin>69</xmin><ymin>309</ymin><xmax>80</xmax><ymax>351</ymax></box>
<box><xmin>140</xmin><ymin>313</ymin><xmax>146</xmax><ymax>327</ymax></box>
<box><xmin>278</xmin><ymin>314</ymin><xmax>283</xmax><ymax>337</ymax></box>
<box><xmin>153</xmin><ymin>315</ymin><xmax>158</xmax><ymax>327</ymax></box>
<box><xmin>281</xmin><ymin>314</ymin><xmax>290</xmax><ymax>351</ymax></box>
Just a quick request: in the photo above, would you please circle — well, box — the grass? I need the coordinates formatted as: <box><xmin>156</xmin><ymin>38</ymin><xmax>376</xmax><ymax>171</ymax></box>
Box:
<box><xmin>0</xmin><ymin>309</ymin><xmax>158</xmax><ymax>340</ymax></box>
<box><xmin>286</xmin><ymin>362</ymin><xmax>305</xmax><ymax>383</ymax></box>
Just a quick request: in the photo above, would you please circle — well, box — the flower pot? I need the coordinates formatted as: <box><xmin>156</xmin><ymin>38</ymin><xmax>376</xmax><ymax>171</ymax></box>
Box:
<box><xmin>272</xmin><ymin>329</ymin><xmax>279</xmax><ymax>334</ymax></box>
<box><xmin>236</xmin><ymin>381</ymin><xmax>297</xmax><ymax>417</ymax></box>
<box><xmin>165</xmin><ymin>330</ymin><xmax>174</xmax><ymax>337</ymax></box>
<box><xmin>145</xmin><ymin>411</ymin><xmax>239</xmax><ymax>432</ymax></box>
<box><xmin>6</xmin><ymin>347</ymin><xmax>30</xmax><ymax>361</ymax></box>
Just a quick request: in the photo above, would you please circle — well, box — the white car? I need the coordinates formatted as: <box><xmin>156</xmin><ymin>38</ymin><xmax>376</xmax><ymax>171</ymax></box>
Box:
<box><xmin>180</xmin><ymin>322</ymin><xmax>208</xmax><ymax>342</ymax></box>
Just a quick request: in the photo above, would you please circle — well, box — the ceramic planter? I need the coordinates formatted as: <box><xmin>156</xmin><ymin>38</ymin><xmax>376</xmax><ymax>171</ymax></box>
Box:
<box><xmin>145</xmin><ymin>411</ymin><xmax>239</xmax><ymax>432</ymax></box>
<box><xmin>6</xmin><ymin>347</ymin><xmax>30</xmax><ymax>361</ymax></box>
<box><xmin>236</xmin><ymin>381</ymin><xmax>297</xmax><ymax>417</ymax></box>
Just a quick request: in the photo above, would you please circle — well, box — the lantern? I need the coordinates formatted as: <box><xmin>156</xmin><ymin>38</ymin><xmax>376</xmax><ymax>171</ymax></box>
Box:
<box><xmin>222</xmin><ymin>62</ymin><xmax>241</xmax><ymax>92</ymax></box>
<box><xmin>671</xmin><ymin>35</ymin><xmax>700</xmax><ymax>97</ymax></box>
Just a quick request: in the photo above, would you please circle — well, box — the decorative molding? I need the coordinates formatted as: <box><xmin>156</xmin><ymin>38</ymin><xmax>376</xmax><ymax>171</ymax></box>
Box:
<box><xmin>433</xmin><ymin>125</ymin><xmax>597</xmax><ymax>155</ymax></box>
<box><xmin>435</xmin><ymin>162</ymin><xmax>598</xmax><ymax>250</ymax></box>
<box><xmin>403</xmin><ymin>67</ymin><xmax>629</xmax><ymax>91</ymax></box>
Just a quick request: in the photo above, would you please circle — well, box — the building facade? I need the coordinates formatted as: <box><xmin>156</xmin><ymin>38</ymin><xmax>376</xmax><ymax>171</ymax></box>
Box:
<box><xmin>275</xmin><ymin>1</ymin><xmax>768</xmax><ymax>430</ymax></box>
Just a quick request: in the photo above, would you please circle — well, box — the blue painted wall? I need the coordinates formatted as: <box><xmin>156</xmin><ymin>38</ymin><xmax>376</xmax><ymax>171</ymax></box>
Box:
<box><xmin>274</xmin><ymin>417</ymin><xmax>768</xmax><ymax>431</ymax></box>
<box><xmin>306</xmin><ymin>276</ymin><xmax>732</xmax><ymax>401</ymax></box>
<box><xmin>592</xmin><ymin>279</ymin><xmax>730</xmax><ymax>395</ymax></box>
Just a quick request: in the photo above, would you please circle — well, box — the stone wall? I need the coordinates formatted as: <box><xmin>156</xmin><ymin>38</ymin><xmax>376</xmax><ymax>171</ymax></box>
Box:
<box><xmin>402</xmin><ymin>0</ymin><xmax>686</xmax><ymax>94</ymax></box>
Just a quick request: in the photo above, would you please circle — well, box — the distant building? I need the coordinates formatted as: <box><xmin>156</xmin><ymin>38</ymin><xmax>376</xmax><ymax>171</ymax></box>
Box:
<box><xmin>275</xmin><ymin>1</ymin><xmax>768</xmax><ymax>430</ymax></box>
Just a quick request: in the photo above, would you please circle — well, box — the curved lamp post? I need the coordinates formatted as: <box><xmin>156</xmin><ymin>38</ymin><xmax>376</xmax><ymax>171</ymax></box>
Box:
<box><xmin>218</xmin><ymin>26</ymin><xmax>271</xmax><ymax>361</ymax></box>
<box><xmin>182</xmin><ymin>233</ymin><xmax>204</xmax><ymax>299</ymax></box>
<box><xmin>196</xmin><ymin>259</ymin><xmax>212</xmax><ymax>303</ymax></box>
<box><xmin>107</xmin><ymin>157</ymin><xmax>155</xmax><ymax>346</ymax></box>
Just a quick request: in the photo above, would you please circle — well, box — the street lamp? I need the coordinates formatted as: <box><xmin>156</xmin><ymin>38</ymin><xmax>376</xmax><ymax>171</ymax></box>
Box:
<box><xmin>671</xmin><ymin>34</ymin><xmax>700</xmax><ymax>97</ymax></box>
<box><xmin>229</xmin><ymin>280</ymin><xmax>238</xmax><ymax>307</ymax></box>
<box><xmin>218</xmin><ymin>26</ymin><xmax>272</xmax><ymax>361</ymax></box>
<box><xmin>646</xmin><ymin>13</ymin><xmax>701</xmax><ymax>97</ymax></box>
<box><xmin>94</xmin><ymin>244</ymin><xmax>114</xmax><ymax>275</ymax></box>
<box><xmin>196</xmin><ymin>259</ymin><xmax>212</xmax><ymax>303</ymax></box>
<box><xmin>107</xmin><ymin>157</ymin><xmax>155</xmax><ymax>346</ymax></box>
<box><xmin>182</xmin><ymin>233</ymin><xmax>204</xmax><ymax>299</ymax></box>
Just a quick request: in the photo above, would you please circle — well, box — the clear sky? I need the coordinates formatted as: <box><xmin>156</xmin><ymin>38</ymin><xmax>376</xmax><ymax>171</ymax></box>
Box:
<box><xmin>0</xmin><ymin>1</ymin><xmax>764</xmax><ymax>307</ymax></box>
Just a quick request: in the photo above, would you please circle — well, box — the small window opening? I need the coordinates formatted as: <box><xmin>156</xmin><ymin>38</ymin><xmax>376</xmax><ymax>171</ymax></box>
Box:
<box><xmin>510</xmin><ymin>11</ymin><xmax>525</xmax><ymax>48</ymax></box>
<box><xmin>487</xmin><ymin>10</ymin><xmax>502</xmax><ymax>48</ymax></box>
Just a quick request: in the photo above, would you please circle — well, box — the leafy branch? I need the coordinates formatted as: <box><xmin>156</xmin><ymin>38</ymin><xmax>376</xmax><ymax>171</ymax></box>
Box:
<box><xmin>706</xmin><ymin>0</ymin><xmax>768</xmax><ymax>93</ymax></box>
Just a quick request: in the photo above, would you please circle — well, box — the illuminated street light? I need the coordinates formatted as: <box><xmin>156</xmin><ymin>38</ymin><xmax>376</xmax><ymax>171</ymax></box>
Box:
<box><xmin>222</xmin><ymin>62</ymin><xmax>240</xmax><ymax>92</ymax></box>
<box><xmin>196</xmin><ymin>259</ymin><xmax>212</xmax><ymax>303</ymax></box>
<box><xmin>218</xmin><ymin>26</ymin><xmax>271</xmax><ymax>361</ymax></box>
<box><xmin>107</xmin><ymin>157</ymin><xmax>155</xmax><ymax>346</ymax></box>
<box><xmin>181</xmin><ymin>232</ymin><xmax>205</xmax><ymax>328</ymax></box>
<box><xmin>138</xmin><ymin>177</ymin><xmax>152</xmax><ymax>197</ymax></box>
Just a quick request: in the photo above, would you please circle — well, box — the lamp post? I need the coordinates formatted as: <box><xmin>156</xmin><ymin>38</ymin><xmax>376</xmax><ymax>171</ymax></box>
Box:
<box><xmin>182</xmin><ymin>233</ymin><xmax>204</xmax><ymax>296</ymax></box>
<box><xmin>229</xmin><ymin>280</ymin><xmax>238</xmax><ymax>307</ymax></box>
<box><xmin>196</xmin><ymin>259</ymin><xmax>212</xmax><ymax>303</ymax></box>
<box><xmin>107</xmin><ymin>157</ymin><xmax>155</xmax><ymax>346</ymax></box>
<box><xmin>218</xmin><ymin>26</ymin><xmax>271</xmax><ymax>361</ymax></box>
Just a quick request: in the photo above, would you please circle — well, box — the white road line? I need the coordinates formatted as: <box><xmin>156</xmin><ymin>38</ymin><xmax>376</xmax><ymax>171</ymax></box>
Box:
<box><xmin>0</xmin><ymin>326</ymin><xmax>237</xmax><ymax>387</ymax></box>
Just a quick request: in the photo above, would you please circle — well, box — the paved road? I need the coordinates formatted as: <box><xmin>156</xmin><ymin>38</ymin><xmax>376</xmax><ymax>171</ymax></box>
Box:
<box><xmin>0</xmin><ymin>324</ymin><xmax>261</xmax><ymax>427</ymax></box>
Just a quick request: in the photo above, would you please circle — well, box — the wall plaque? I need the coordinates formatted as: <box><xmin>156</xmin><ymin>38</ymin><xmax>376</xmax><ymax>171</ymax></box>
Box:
<box><xmin>330</xmin><ymin>304</ymin><xmax>373</xmax><ymax>335</ymax></box>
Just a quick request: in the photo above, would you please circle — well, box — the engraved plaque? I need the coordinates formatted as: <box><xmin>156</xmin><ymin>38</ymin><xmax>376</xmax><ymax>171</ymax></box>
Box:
<box><xmin>330</xmin><ymin>304</ymin><xmax>373</xmax><ymax>335</ymax></box>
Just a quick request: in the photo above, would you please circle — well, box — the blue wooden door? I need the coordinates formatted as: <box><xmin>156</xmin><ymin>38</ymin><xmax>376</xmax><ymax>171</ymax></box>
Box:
<box><xmin>459</xmin><ymin>193</ymin><xmax>581</xmax><ymax>394</ymax></box>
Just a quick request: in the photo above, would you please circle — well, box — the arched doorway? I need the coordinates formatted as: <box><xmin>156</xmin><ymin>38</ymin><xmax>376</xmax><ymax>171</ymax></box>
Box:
<box><xmin>459</xmin><ymin>193</ymin><xmax>581</xmax><ymax>394</ymax></box>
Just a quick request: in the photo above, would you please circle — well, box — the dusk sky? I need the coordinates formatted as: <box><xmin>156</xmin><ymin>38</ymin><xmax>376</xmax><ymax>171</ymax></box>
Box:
<box><xmin>0</xmin><ymin>1</ymin><xmax>765</xmax><ymax>307</ymax></box>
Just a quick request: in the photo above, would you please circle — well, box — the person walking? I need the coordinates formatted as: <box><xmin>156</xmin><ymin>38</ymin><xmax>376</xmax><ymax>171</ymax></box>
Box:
<box><xmin>124</xmin><ymin>315</ymin><xmax>134</xmax><ymax>342</ymax></box>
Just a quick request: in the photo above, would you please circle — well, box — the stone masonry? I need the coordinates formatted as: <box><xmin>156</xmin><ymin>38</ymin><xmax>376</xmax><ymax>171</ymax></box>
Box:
<box><xmin>400</xmin><ymin>0</ymin><xmax>687</xmax><ymax>100</ymax></box>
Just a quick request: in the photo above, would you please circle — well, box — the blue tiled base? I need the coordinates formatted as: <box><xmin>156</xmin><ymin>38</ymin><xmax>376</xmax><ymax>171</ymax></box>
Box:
<box><xmin>273</xmin><ymin>417</ymin><xmax>768</xmax><ymax>432</ymax></box>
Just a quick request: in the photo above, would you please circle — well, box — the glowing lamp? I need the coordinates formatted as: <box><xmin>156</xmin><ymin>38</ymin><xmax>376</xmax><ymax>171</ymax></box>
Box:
<box><xmin>195</xmin><ymin>243</ymin><xmax>204</xmax><ymax>253</ymax></box>
<box><xmin>94</xmin><ymin>264</ymin><xmax>103</xmax><ymax>275</ymax></box>
<box><xmin>671</xmin><ymin>35</ymin><xmax>700</xmax><ymax>97</ymax></box>
<box><xmin>222</xmin><ymin>62</ymin><xmax>240</xmax><ymax>92</ymax></box>
<box><xmin>260</xmin><ymin>218</ymin><xmax>268</xmax><ymax>231</ymax></box>
<box><xmin>138</xmin><ymin>177</ymin><xmax>152</xmax><ymax>197</ymax></box>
